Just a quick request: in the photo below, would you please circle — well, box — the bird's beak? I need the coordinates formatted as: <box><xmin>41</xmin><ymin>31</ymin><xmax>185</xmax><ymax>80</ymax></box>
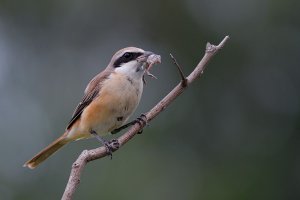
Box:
<box><xmin>137</xmin><ymin>51</ymin><xmax>154</xmax><ymax>63</ymax></box>
<box><xmin>144</xmin><ymin>51</ymin><xmax>154</xmax><ymax>57</ymax></box>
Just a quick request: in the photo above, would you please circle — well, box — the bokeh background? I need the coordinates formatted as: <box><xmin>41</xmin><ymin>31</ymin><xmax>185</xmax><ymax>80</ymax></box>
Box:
<box><xmin>0</xmin><ymin>0</ymin><xmax>299</xmax><ymax>199</ymax></box>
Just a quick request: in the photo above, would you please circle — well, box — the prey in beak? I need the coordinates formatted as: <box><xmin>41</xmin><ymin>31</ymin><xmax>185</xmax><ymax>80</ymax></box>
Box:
<box><xmin>137</xmin><ymin>52</ymin><xmax>161</xmax><ymax>84</ymax></box>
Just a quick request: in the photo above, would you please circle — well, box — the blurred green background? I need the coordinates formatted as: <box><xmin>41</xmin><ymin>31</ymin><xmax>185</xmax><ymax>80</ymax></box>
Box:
<box><xmin>0</xmin><ymin>0</ymin><xmax>299</xmax><ymax>199</ymax></box>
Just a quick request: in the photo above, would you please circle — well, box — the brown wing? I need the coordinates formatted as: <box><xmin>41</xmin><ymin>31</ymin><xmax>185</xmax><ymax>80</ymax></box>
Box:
<box><xmin>66</xmin><ymin>70</ymin><xmax>111</xmax><ymax>130</ymax></box>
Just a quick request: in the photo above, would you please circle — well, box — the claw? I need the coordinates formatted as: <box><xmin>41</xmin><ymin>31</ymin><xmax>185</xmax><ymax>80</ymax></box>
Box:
<box><xmin>109</xmin><ymin>139</ymin><xmax>120</xmax><ymax>150</ymax></box>
<box><xmin>135</xmin><ymin>113</ymin><xmax>148</xmax><ymax>134</ymax></box>
<box><xmin>91</xmin><ymin>130</ymin><xmax>119</xmax><ymax>159</ymax></box>
<box><xmin>103</xmin><ymin>141</ymin><xmax>113</xmax><ymax>159</ymax></box>
<box><xmin>104</xmin><ymin>139</ymin><xmax>120</xmax><ymax>159</ymax></box>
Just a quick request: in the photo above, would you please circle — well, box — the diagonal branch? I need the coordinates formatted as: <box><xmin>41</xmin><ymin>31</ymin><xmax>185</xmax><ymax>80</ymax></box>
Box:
<box><xmin>62</xmin><ymin>35</ymin><xmax>230</xmax><ymax>200</ymax></box>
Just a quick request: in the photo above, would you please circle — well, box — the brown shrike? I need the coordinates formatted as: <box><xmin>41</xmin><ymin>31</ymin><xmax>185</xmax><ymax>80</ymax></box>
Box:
<box><xmin>24</xmin><ymin>47</ymin><xmax>161</xmax><ymax>169</ymax></box>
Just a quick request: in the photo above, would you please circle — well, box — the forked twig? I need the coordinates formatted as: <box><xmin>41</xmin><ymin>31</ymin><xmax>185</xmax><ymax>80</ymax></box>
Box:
<box><xmin>170</xmin><ymin>53</ymin><xmax>187</xmax><ymax>87</ymax></box>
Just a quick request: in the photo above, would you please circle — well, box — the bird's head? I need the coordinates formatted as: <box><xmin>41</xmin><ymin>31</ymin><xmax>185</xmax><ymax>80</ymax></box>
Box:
<box><xmin>108</xmin><ymin>47</ymin><xmax>156</xmax><ymax>80</ymax></box>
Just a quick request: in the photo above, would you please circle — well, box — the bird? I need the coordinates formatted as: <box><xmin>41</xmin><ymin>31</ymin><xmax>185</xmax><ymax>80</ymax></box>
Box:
<box><xmin>23</xmin><ymin>47</ymin><xmax>159</xmax><ymax>169</ymax></box>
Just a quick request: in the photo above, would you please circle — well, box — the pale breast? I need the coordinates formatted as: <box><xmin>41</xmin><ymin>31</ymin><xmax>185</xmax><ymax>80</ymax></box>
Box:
<box><xmin>80</xmin><ymin>72</ymin><xmax>143</xmax><ymax>135</ymax></box>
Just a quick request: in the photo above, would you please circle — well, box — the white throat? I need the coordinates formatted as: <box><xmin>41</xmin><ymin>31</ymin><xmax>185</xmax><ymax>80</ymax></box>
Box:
<box><xmin>114</xmin><ymin>61</ymin><xmax>145</xmax><ymax>80</ymax></box>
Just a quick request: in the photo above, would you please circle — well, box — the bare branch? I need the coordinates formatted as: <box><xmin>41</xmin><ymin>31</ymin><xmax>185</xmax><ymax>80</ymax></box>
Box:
<box><xmin>62</xmin><ymin>35</ymin><xmax>230</xmax><ymax>200</ymax></box>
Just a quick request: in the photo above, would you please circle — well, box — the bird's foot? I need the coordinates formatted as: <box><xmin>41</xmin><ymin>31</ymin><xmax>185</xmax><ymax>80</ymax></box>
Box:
<box><xmin>91</xmin><ymin>130</ymin><xmax>119</xmax><ymax>159</ymax></box>
<box><xmin>104</xmin><ymin>139</ymin><xmax>120</xmax><ymax>159</ymax></box>
<box><xmin>135</xmin><ymin>113</ymin><xmax>148</xmax><ymax>134</ymax></box>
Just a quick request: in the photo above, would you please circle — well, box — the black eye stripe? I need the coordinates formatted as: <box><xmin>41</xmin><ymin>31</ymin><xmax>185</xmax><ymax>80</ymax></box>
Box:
<box><xmin>113</xmin><ymin>52</ymin><xmax>143</xmax><ymax>68</ymax></box>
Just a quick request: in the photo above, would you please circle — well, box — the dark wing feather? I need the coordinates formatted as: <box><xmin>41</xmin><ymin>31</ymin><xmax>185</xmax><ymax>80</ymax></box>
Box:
<box><xmin>66</xmin><ymin>88</ymin><xmax>99</xmax><ymax>130</ymax></box>
<box><xmin>66</xmin><ymin>70</ymin><xmax>111</xmax><ymax>130</ymax></box>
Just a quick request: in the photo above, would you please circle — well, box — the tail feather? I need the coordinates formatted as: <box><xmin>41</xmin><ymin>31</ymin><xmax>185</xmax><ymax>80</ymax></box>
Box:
<box><xmin>23</xmin><ymin>133</ymin><xmax>69</xmax><ymax>169</ymax></box>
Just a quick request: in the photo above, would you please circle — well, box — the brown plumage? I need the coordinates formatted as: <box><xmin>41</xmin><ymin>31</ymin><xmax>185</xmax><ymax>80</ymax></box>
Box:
<box><xmin>24</xmin><ymin>47</ymin><xmax>158</xmax><ymax>169</ymax></box>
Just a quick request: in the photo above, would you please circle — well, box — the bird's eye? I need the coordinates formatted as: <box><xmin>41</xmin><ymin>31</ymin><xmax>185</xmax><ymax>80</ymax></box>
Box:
<box><xmin>123</xmin><ymin>52</ymin><xmax>132</xmax><ymax>59</ymax></box>
<box><xmin>113</xmin><ymin>52</ymin><xmax>142</xmax><ymax>68</ymax></box>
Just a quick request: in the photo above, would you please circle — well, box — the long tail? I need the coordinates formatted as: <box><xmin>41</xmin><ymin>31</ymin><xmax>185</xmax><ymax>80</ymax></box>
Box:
<box><xmin>23</xmin><ymin>133</ymin><xmax>70</xmax><ymax>169</ymax></box>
